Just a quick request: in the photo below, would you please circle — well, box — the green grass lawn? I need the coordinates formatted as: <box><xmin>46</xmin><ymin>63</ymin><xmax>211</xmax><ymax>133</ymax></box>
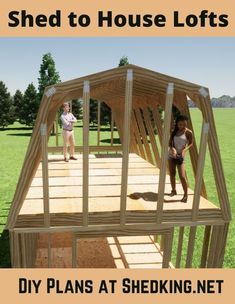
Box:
<box><xmin>0</xmin><ymin>109</ymin><xmax>234</xmax><ymax>267</ymax></box>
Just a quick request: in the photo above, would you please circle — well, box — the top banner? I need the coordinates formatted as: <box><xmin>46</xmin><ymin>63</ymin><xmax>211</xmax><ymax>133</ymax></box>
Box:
<box><xmin>0</xmin><ymin>0</ymin><xmax>235</xmax><ymax>37</ymax></box>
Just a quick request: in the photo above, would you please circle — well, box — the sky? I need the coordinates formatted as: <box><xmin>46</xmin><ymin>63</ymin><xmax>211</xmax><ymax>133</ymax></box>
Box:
<box><xmin>0</xmin><ymin>37</ymin><xmax>234</xmax><ymax>98</ymax></box>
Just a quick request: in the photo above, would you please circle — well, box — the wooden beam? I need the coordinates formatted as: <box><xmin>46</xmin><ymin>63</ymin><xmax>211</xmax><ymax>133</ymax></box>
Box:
<box><xmin>185</xmin><ymin>226</ymin><xmax>197</xmax><ymax>268</ymax></box>
<box><xmin>82</xmin><ymin>81</ymin><xmax>90</xmax><ymax>226</ymax></box>
<box><xmin>97</xmin><ymin>101</ymin><xmax>101</xmax><ymax>146</ymax></box>
<box><xmin>134</xmin><ymin>108</ymin><xmax>154</xmax><ymax>164</ymax></box>
<box><xmin>142</xmin><ymin>106</ymin><xmax>161</xmax><ymax>167</ymax></box>
<box><xmin>175</xmin><ymin>227</ymin><xmax>184</xmax><ymax>268</ymax></box>
<box><xmin>192</xmin><ymin>122</ymin><xmax>209</xmax><ymax>221</ymax></box>
<box><xmin>156</xmin><ymin>83</ymin><xmax>174</xmax><ymax>223</ymax></box>
<box><xmin>120</xmin><ymin>69</ymin><xmax>133</xmax><ymax>226</ymax></box>
<box><xmin>47</xmin><ymin>233</ymin><xmax>51</xmax><ymax>268</ymax></box>
<box><xmin>193</xmin><ymin>90</ymin><xmax>231</xmax><ymax>221</ymax></box>
<box><xmin>131</xmin><ymin>110</ymin><xmax>146</xmax><ymax>159</ymax></box>
<box><xmin>40</xmin><ymin>123</ymin><xmax>50</xmax><ymax>227</ymax></box>
<box><xmin>151</xmin><ymin>106</ymin><xmax>163</xmax><ymax>146</ymax></box>
<box><xmin>55</xmin><ymin>112</ymin><xmax>59</xmax><ymax>147</ymax></box>
<box><xmin>48</xmin><ymin>145</ymin><xmax>123</xmax><ymax>153</ymax></box>
<box><xmin>175</xmin><ymin>91</ymin><xmax>207</xmax><ymax>198</ymax></box>
<box><xmin>111</xmin><ymin>111</ymin><xmax>114</xmax><ymax>146</ymax></box>
<box><xmin>200</xmin><ymin>225</ymin><xmax>211</xmax><ymax>268</ymax></box>
<box><xmin>162</xmin><ymin>228</ymin><xmax>174</xmax><ymax>268</ymax></box>
<box><xmin>72</xmin><ymin>233</ymin><xmax>77</xmax><ymax>268</ymax></box>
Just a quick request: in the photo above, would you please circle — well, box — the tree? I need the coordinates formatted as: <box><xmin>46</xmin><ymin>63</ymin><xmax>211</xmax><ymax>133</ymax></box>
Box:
<box><xmin>19</xmin><ymin>83</ymin><xmax>38</xmax><ymax>126</ymax></box>
<box><xmin>71</xmin><ymin>99</ymin><xmax>82</xmax><ymax>120</ymax></box>
<box><xmin>118</xmin><ymin>56</ymin><xmax>129</xmax><ymax>67</ymax></box>
<box><xmin>37</xmin><ymin>53</ymin><xmax>60</xmax><ymax>132</ymax></box>
<box><xmin>0</xmin><ymin>81</ymin><xmax>15</xmax><ymax>128</ymax></box>
<box><xmin>13</xmin><ymin>90</ymin><xmax>23</xmax><ymax>122</ymax></box>
<box><xmin>38</xmin><ymin>53</ymin><xmax>60</xmax><ymax>102</ymax></box>
<box><xmin>88</xmin><ymin>56</ymin><xmax>131</xmax><ymax>126</ymax></box>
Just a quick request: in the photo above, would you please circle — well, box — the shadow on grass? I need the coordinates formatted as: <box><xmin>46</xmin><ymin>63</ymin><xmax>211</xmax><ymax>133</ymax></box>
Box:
<box><xmin>100</xmin><ymin>138</ymin><xmax>121</xmax><ymax>144</ymax></box>
<box><xmin>0</xmin><ymin>229</ymin><xmax>11</xmax><ymax>268</ymax></box>
<box><xmin>74</xmin><ymin>125</ymin><xmax>117</xmax><ymax>132</ymax></box>
<box><xmin>0</xmin><ymin>126</ymin><xmax>33</xmax><ymax>131</ymax></box>
<box><xmin>7</xmin><ymin>133</ymin><xmax>32</xmax><ymax>137</ymax></box>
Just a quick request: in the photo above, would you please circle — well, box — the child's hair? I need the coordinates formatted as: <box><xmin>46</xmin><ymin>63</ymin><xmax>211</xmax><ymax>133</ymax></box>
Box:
<box><xmin>171</xmin><ymin>115</ymin><xmax>189</xmax><ymax>139</ymax></box>
<box><xmin>63</xmin><ymin>102</ymin><xmax>69</xmax><ymax>107</ymax></box>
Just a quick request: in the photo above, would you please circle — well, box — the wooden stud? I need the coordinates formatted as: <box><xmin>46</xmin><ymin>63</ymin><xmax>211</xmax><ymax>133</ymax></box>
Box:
<box><xmin>185</xmin><ymin>226</ymin><xmax>197</xmax><ymax>268</ymax></box>
<box><xmin>192</xmin><ymin>122</ymin><xmax>209</xmax><ymax>221</ymax></box>
<box><xmin>162</xmin><ymin>228</ymin><xmax>174</xmax><ymax>268</ymax></box>
<box><xmin>156</xmin><ymin>83</ymin><xmax>174</xmax><ymax>223</ymax></box>
<box><xmin>97</xmin><ymin>101</ymin><xmax>101</xmax><ymax>146</ymax></box>
<box><xmin>120</xmin><ymin>69</ymin><xmax>133</xmax><ymax>226</ymax></box>
<box><xmin>82</xmin><ymin>81</ymin><xmax>90</xmax><ymax>226</ymax></box>
<box><xmin>200</xmin><ymin>225</ymin><xmax>211</xmax><ymax>268</ymax></box>
<box><xmin>134</xmin><ymin>108</ymin><xmax>154</xmax><ymax>164</ymax></box>
<box><xmin>131</xmin><ymin>110</ymin><xmax>146</xmax><ymax>159</ymax></box>
<box><xmin>47</xmin><ymin>233</ymin><xmax>51</xmax><ymax>268</ymax></box>
<box><xmin>176</xmin><ymin>227</ymin><xmax>184</xmax><ymax>268</ymax></box>
<box><xmin>151</xmin><ymin>106</ymin><xmax>163</xmax><ymax>146</ymax></box>
<box><xmin>142</xmin><ymin>106</ymin><xmax>161</xmax><ymax>167</ymax></box>
<box><xmin>72</xmin><ymin>233</ymin><xmax>77</xmax><ymax>268</ymax></box>
<box><xmin>111</xmin><ymin>111</ymin><xmax>114</xmax><ymax>146</ymax></box>
<box><xmin>40</xmin><ymin>123</ymin><xmax>50</xmax><ymax>228</ymax></box>
<box><xmin>175</xmin><ymin>92</ymin><xmax>207</xmax><ymax>198</ymax></box>
<box><xmin>190</xmin><ymin>91</ymin><xmax>231</xmax><ymax>221</ymax></box>
<box><xmin>55</xmin><ymin>112</ymin><xmax>59</xmax><ymax>147</ymax></box>
<box><xmin>20</xmin><ymin>233</ymin><xmax>27</xmax><ymax>268</ymax></box>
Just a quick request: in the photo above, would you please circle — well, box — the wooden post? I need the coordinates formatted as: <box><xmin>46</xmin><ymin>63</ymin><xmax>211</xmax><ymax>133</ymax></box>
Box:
<box><xmin>176</xmin><ymin>91</ymin><xmax>207</xmax><ymax>198</ymax></box>
<box><xmin>131</xmin><ymin>110</ymin><xmax>146</xmax><ymax>159</ymax></box>
<box><xmin>111</xmin><ymin>111</ymin><xmax>114</xmax><ymax>146</ymax></box>
<box><xmin>55</xmin><ymin>112</ymin><xmax>59</xmax><ymax>147</ymax></box>
<box><xmin>20</xmin><ymin>233</ymin><xmax>27</xmax><ymax>268</ymax></box>
<box><xmin>192</xmin><ymin>122</ymin><xmax>209</xmax><ymax>221</ymax></box>
<box><xmin>97</xmin><ymin>101</ymin><xmax>101</xmax><ymax>146</ymax></box>
<box><xmin>47</xmin><ymin>233</ymin><xmax>51</xmax><ymax>268</ymax></box>
<box><xmin>135</xmin><ymin>108</ymin><xmax>154</xmax><ymax>164</ymax></box>
<box><xmin>156</xmin><ymin>83</ymin><xmax>174</xmax><ymax>223</ymax></box>
<box><xmin>151</xmin><ymin>106</ymin><xmax>163</xmax><ymax>146</ymax></box>
<box><xmin>200</xmin><ymin>226</ymin><xmax>211</xmax><ymax>268</ymax></box>
<box><xmin>192</xmin><ymin>90</ymin><xmax>231</xmax><ymax>221</ymax></box>
<box><xmin>176</xmin><ymin>227</ymin><xmax>184</xmax><ymax>268</ymax></box>
<box><xmin>83</xmin><ymin>81</ymin><xmax>90</xmax><ymax>226</ymax></box>
<box><xmin>120</xmin><ymin>69</ymin><xmax>133</xmax><ymax>226</ymax></box>
<box><xmin>142</xmin><ymin>106</ymin><xmax>161</xmax><ymax>167</ymax></box>
<box><xmin>185</xmin><ymin>226</ymin><xmax>197</xmax><ymax>268</ymax></box>
<box><xmin>207</xmin><ymin>224</ymin><xmax>229</xmax><ymax>268</ymax></box>
<box><xmin>162</xmin><ymin>228</ymin><xmax>174</xmax><ymax>268</ymax></box>
<box><xmin>40</xmin><ymin>123</ymin><xmax>50</xmax><ymax>227</ymax></box>
<box><xmin>72</xmin><ymin>233</ymin><xmax>77</xmax><ymax>268</ymax></box>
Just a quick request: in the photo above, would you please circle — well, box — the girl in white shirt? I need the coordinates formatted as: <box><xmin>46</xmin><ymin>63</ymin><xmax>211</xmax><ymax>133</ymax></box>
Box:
<box><xmin>168</xmin><ymin>115</ymin><xmax>193</xmax><ymax>203</ymax></box>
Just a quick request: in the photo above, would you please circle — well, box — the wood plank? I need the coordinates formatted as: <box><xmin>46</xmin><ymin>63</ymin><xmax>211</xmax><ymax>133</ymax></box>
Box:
<box><xmin>40</xmin><ymin>123</ymin><xmax>50</xmax><ymax>227</ymax></box>
<box><xmin>192</xmin><ymin>122</ymin><xmax>209</xmax><ymax>220</ymax></box>
<box><xmin>120</xmin><ymin>69</ymin><xmax>133</xmax><ymax>225</ymax></box>
<box><xmin>83</xmin><ymin>80</ymin><xmax>90</xmax><ymax>226</ymax></box>
<box><xmin>156</xmin><ymin>83</ymin><xmax>174</xmax><ymax>223</ymax></box>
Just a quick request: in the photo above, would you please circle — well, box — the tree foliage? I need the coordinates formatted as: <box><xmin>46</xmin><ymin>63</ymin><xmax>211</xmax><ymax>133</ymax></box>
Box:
<box><xmin>13</xmin><ymin>90</ymin><xmax>23</xmax><ymax>122</ymax></box>
<box><xmin>119</xmin><ymin>56</ymin><xmax>129</xmax><ymax>67</ymax></box>
<box><xmin>38</xmin><ymin>53</ymin><xmax>60</xmax><ymax>102</ymax></box>
<box><xmin>18</xmin><ymin>83</ymin><xmax>38</xmax><ymax>126</ymax></box>
<box><xmin>0</xmin><ymin>81</ymin><xmax>15</xmax><ymax>128</ymax></box>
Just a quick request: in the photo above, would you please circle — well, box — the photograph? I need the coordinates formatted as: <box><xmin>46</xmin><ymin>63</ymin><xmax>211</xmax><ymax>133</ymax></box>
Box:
<box><xmin>0</xmin><ymin>37</ymin><xmax>234</xmax><ymax>270</ymax></box>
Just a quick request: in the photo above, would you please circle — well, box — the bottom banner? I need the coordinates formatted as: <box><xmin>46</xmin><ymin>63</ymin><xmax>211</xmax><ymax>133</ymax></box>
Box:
<box><xmin>0</xmin><ymin>269</ymin><xmax>233</xmax><ymax>304</ymax></box>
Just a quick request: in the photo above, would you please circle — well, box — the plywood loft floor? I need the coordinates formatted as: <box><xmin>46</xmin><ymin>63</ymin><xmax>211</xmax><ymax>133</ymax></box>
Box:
<box><xmin>35</xmin><ymin>233</ymin><xmax>170</xmax><ymax>268</ymax></box>
<box><xmin>20</xmin><ymin>153</ymin><xmax>216</xmax><ymax>216</ymax></box>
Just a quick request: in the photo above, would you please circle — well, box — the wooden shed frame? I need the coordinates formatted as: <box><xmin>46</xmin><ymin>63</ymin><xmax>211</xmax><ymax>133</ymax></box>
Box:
<box><xmin>6</xmin><ymin>64</ymin><xmax>231</xmax><ymax>268</ymax></box>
